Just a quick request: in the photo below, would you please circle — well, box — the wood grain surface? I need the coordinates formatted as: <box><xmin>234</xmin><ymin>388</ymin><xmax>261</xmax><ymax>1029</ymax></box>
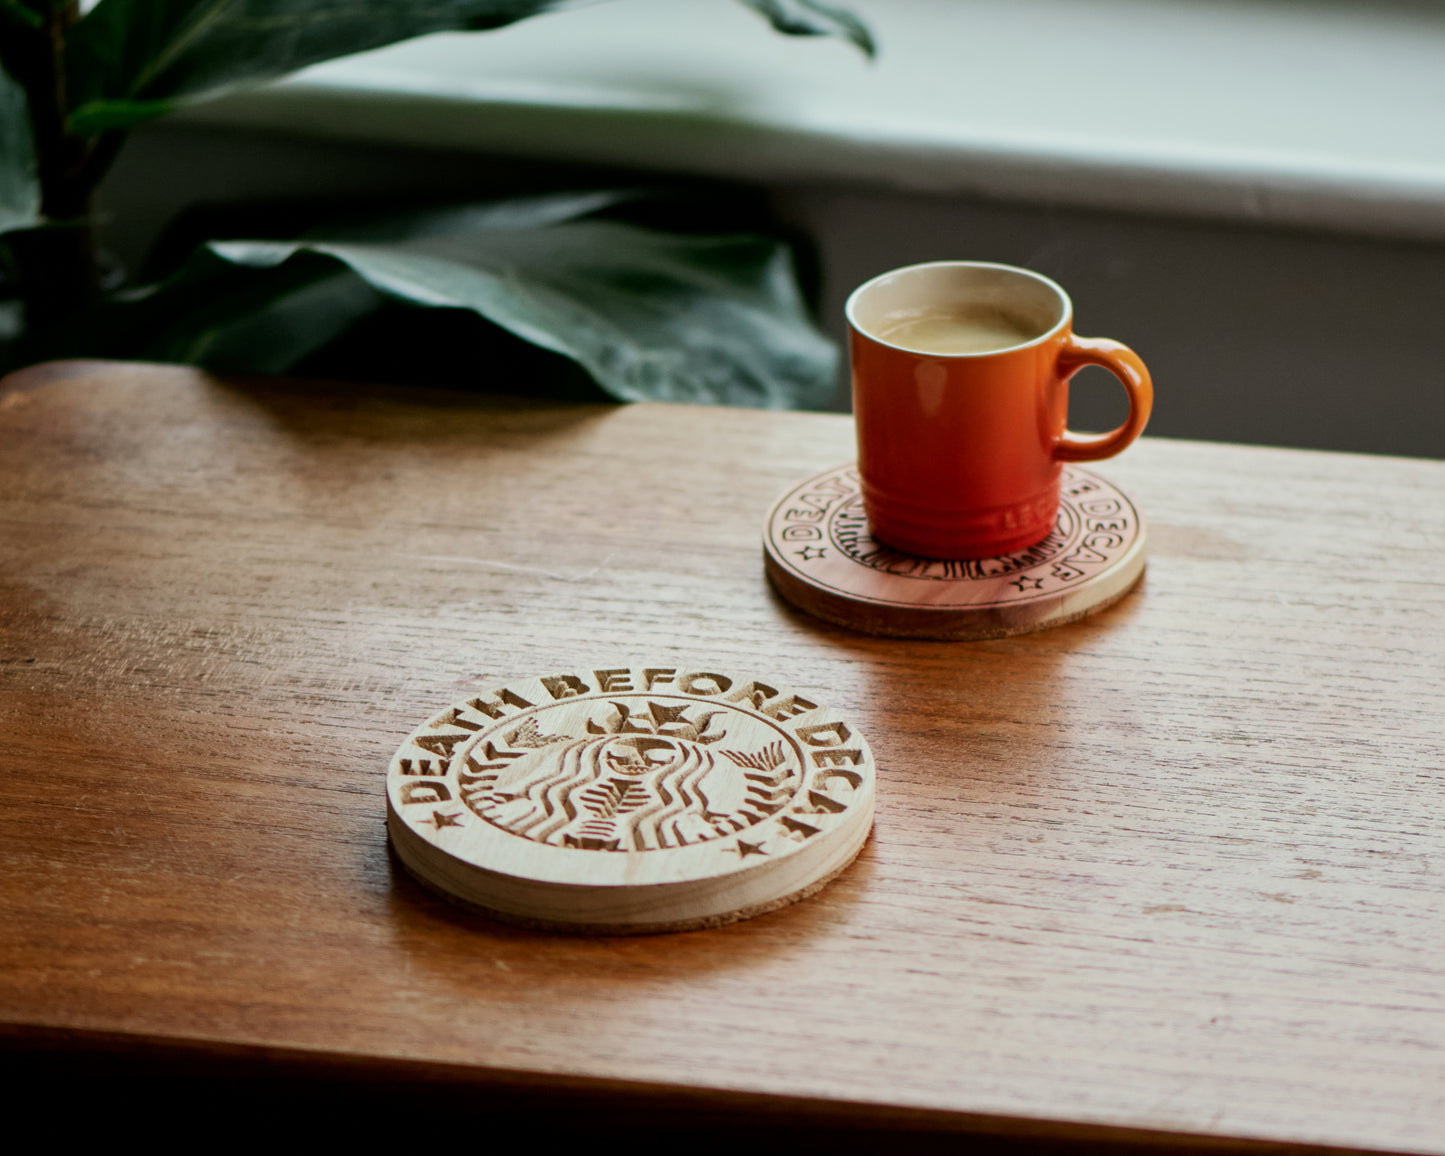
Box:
<box><xmin>1</xmin><ymin>361</ymin><xmax>1443</xmax><ymax>1153</ymax></box>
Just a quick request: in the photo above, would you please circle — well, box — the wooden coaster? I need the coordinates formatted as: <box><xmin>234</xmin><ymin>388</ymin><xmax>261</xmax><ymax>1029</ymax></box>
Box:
<box><xmin>386</xmin><ymin>667</ymin><xmax>875</xmax><ymax>934</ymax></box>
<box><xmin>764</xmin><ymin>464</ymin><xmax>1146</xmax><ymax>640</ymax></box>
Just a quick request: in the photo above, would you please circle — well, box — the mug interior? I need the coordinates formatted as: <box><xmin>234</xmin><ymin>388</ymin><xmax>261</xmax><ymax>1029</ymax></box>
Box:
<box><xmin>846</xmin><ymin>262</ymin><xmax>1069</xmax><ymax>354</ymax></box>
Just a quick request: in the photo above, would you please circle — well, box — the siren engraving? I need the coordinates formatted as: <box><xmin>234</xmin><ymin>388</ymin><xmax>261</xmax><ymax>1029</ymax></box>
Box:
<box><xmin>459</xmin><ymin>697</ymin><xmax>804</xmax><ymax>852</ymax></box>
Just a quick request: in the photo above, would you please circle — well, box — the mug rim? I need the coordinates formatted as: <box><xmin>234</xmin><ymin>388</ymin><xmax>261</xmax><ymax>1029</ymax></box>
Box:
<box><xmin>845</xmin><ymin>260</ymin><xmax>1073</xmax><ymax>358</ymax></box>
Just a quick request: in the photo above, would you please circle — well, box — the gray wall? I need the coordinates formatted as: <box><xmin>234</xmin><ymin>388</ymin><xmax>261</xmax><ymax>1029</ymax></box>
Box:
<box><xmin>99</xmin><ymin>122</ymin><xmax>1445</xmax><ymax>459</ymax></box>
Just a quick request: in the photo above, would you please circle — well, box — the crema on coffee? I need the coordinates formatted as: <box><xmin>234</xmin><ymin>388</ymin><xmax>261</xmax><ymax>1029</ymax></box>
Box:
<box><xmin>878</xmin><ymin>307</ymin><xmax>1040</xmax><ymax>355</ymax></box>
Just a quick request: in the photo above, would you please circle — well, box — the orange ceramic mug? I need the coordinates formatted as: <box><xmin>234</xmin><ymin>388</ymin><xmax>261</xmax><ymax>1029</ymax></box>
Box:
<box><xmin>847</xmin><ymin>261</ymin><xmax>1153</xmax><ymax>560</ymax></box>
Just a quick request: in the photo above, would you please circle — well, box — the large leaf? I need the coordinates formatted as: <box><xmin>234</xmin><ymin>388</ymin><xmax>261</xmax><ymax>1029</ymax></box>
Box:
<box><xmin>65</xmin><ymin>0</ymin><xmax>872</xmax><ymax>134</ymax></box>
<box><xmin>0</xmin><ymin>58</ymin><xmax>41</xmax><ymax>235</ymax></box>
<box><xmin>66</xmin><ymin>0</ymin><xmax>578</xmax><ymax>132</ymax></box>
<box><xmin>26</xmin><ymin>191</ymin><xmax>838</xmax><ymax>408</ymax></box>
<box><xmin>738</xmin><ymin>0</ymin><xmax>873</xmax><ymax>57</ymax></box>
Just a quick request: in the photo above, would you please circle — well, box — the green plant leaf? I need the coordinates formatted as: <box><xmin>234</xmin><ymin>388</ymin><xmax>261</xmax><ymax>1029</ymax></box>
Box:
<box><xmin>0</xmin><ymin>1</ymin><xmax>45</xmax><ymax>33</ymax></box>
<box><xmin>0</xmin><ymin>58</ymin><xmax>41</xmax><ymax>235</ymax></box>
<box><xmin>65</xmin><ymin>0</ymin><xmax>579</xmax><ymax>133</ymax></box>
<box><xmin>738</xmin><ymin>0</ymin><xmax>874</xmax><ymax>58</ymax></box>
<box><xmin>27</xmin><ymin>192</ymin><xmax>838</xmax><ymax>408</ymax></box>
<box><xmin>65</xmin><ymin>0</ymin><xmax>873</xmax><ymax>134</ymax></box>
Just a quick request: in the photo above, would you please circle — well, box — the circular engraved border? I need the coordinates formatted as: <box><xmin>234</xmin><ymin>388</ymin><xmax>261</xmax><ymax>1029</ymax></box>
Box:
<box><xmin>829</xmin><ymin>494</ymin><xmax>1082</xmax><ymax>584</ymax></box>
<box><xmin>385</xmin><ymin>667</ymin><xmax>876</xmax><ymax>932</ymax></box>
<box><xmin>762</xmin><ymin>464</ymin><xmax>1146</xmax><ymax>639</ymax></box>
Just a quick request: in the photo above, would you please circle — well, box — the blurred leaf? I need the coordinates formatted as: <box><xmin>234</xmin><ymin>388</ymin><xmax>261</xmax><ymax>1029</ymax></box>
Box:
<box><xmin>27</xmin><ymin>192</ymin><xmax>838</xmax><ymax>408</ymax></box>
<box><xmin>65</xmin><ymin>0</ymin><xmax>578</xmax><ymax>132</ymax></box>
<box><xmin>0</xmin><ymin>58</ymin><xmax>41</xmax><ymax>235</ymax></box>
<box><xmin>738</xmin><ymin>0</ymin><xmax>874</xmax><ymax>57</ymax></box>
<box><xmin>0</xmin><ymin>1</ymin><xmax>45</xmax><ymax>32</ymax></box>
<box><xmin>66</xmin><ymin>0</ymin><xmax>872</xmax><ymax>134</ymax></box>
<box><xmin>141</xmin><ymin>256</ymin><xmax>381</xmax><ymax>373</ymax></box>
<box><xmin>315</xmin><ymin>188</ymin><xmax>642</xmax><ymax>241</ymax></box>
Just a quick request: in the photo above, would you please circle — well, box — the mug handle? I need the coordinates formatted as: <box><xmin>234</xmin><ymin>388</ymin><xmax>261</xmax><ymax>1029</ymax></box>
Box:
<box><xmin>1054</xmin><ymin>335</ymin><xmax>1154</xmax><ymax>462</ymax></box>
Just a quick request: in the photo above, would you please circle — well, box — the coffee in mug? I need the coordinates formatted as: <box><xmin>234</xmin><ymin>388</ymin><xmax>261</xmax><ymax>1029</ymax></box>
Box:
<box><xmin>847</xmin><ymin>261</ymin><xmax>1152</xmax><ymax>560</ymax></box>
<box><xmin>875</xmin><ymin>306</ymin><xmax>1040</xmax><ymax>356</ymax></box>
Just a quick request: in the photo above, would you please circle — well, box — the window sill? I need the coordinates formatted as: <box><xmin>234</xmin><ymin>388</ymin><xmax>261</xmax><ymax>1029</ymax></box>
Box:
<box><xmin>174</xmin><ymin>0</ymin><xmax>1445</xmax><ymax>239</ymax></box>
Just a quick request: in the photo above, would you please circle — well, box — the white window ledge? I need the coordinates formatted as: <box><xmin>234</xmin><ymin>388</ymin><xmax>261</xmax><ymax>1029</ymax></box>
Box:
<box><xmin>176</xmin><ymin>0</ymin><xmax>1445</xmax><ymax>241</ymax></box>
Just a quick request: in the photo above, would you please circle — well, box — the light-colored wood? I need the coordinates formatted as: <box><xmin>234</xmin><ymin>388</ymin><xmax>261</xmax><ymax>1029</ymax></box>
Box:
<box><xmin>763</xmin><ymin>462</ymin><xmax>1146</xmax><ymax>639</ymax></box>
<box><xmin>386</xmin><ymin>668</ymin><xmax>874</xmax><ymax>932</ymax></box>
<box><xmin>2</xmin><ymin>361</ymin><xmax>1444</xmax><ymax>1153</ymax></box>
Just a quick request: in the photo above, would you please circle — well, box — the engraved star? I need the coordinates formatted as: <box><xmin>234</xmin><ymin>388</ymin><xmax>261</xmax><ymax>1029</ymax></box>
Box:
<box><xmin>732</xmin><ymin>839</ymin><xmax>768</xmax><ymax>857</ymax></box>
<box><xmin>795</xmin><ymin>546</ymin><xmax>826</xmax><ymax>561</ymax></box>
<box><xmin>646</xmin><ymin>702</ymin><xmax>691</xmax><ymax>727</ymax></box>
<box><xmin>1010</xmin><ymin>575</ymin><xmax>1045</xmax><ymax>590</ymax></box>
<box><xmin>425</xmin><ymin>810</ymin><xmax>465</xmax><ymax>830</ymax></box>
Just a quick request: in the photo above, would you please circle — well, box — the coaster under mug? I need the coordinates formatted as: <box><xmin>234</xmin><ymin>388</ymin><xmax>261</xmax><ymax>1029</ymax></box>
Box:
<box><xmin>763</xmin><ymin>463</ymin><xmax>1145</xmax><ymax>641</ymax></box>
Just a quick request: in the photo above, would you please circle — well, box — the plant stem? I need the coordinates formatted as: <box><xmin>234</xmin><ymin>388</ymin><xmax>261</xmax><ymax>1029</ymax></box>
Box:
<box><xmin>6</xmin><ymin>1</ymin><xmax>116</xmax><ymax>330</ymax></box>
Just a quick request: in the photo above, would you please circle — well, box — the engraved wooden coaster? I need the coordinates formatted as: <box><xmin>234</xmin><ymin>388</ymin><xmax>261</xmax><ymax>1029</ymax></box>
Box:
<box><xmin>386</xmin><ymin>667</ymin><xmax>875</xmax><ymax>934</ymax></box>
<box><xmin>764</xmin><ymin>464</ymin><xmax>1146</xmax><ymax>640</ymax></box>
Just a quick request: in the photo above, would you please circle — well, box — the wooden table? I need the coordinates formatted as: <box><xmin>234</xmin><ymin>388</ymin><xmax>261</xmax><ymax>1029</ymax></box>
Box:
<box><xmin>2</xmin><ymin>361</ymin><xmax>1442</xmax><ymax>1153</ymax></box>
